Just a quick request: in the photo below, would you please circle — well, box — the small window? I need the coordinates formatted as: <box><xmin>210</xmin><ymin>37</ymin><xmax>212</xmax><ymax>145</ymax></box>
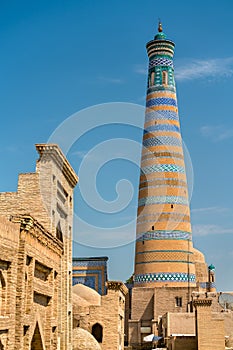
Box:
<box><xmin>92</xmin><ymin>323</ymin><xmax>103</xmax><ymax>343</ymax></box>
<box><xmin>56</xmin><ymin>221</ymin><xmax>63</xmax><ymax>242</ymax></box>
<box><xmin>150</xmin><ymin>72</ymin><xmax>155</xmax><ymax>86</ymax></box>
<box><xmin>175</xmin><ymin>297</ymin><xmax>182</xmax><ymax>307</ymax></box>
<box><xmin>162</xmin><ymin>71</ymin><xmax>168</xmax><ymax>85</ymax></box>
<box><xmin>171</xmin><ymin>204</ymin><xmax>174</xmax><ymax>209</ymax></box>
<box><xmin>26</xmin><ymin>256</ymin><xmax>32</xmax><ymax>266</ymax></box>
<box><xmin>23</xmin><ymin>325</ymin><xmax>29</xmax><ymax>336</ymax></box>
<box><xmin>152</xmin><ymin>226</ymin><xmax>154</xmax><ymax>231</ymax></box>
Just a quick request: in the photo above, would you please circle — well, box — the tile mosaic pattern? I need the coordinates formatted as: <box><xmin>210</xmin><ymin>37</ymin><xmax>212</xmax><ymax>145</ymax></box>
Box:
<box><xmin>141</xmin><ymin>164</ymin><xmax>185</xmax><ymax>175</ymax></box>
<box><xmin>73</xmin><ymin>260</ymin><xmax>107</xmax><ymax>267</ymax></box>
<box><xmin>143</xmin><ymin>136</ymin><xmax>182</xmax><ymax>148</ymax></box>
<box><xmin>72</xmin><ymin>276</ymin><xmax>96</xmax><ymax>289</ymax></box>
<box><xmin>72</xmin><ymin>258</ymin><xmax>108</xmax><ymax>295</ymax></box>
<box><xmin>149</xmin><ymin>57</ymin><xmax>173</xmax><ymax>69</ymax></box>
<box><xmin>144</xmin><ymin>124</ymin><xmax>180</xmax><ymax>133</ymax></box>
<box><xmin>146</xmin><ymin>97</ymin><xmax>177</xmax><ymax>107</ymax></box>
<box><xmin>136</xmin><ymin>230</ymin><xmax>192</xmax><ymax>241</ymax></box>
<box><xmin>134</xmin><ymin>272</ymin><xmax>196</xmax><ymax>284</ymax></box>
<box><xmin>72</xmin><ymin>269</ymin><xmax>103</xmax><ymax>294</ymax></box>
<box><xmin>138</xmin><ymin>195</ymin><xmax>188</xmax><ymax>207</ymax></box>
<box><xmin>145</xmin><ymin>110</ymin><xmax>179</xmax><ymax>122</ymax></box>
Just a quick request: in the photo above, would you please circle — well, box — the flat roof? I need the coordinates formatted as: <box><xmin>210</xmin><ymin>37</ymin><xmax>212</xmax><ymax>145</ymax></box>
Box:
<box><xmin>72</xmin><ymin>256</ymin><xmax>108</xmax><ymax>261</ymax></box>
<box><xmin>170</xmin><ymin>334</ymin><xmax>195</xmax><ymax>337</ymax></box>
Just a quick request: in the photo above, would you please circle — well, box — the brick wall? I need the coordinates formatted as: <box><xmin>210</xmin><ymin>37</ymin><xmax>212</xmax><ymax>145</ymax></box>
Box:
<box><xmin>128</xmin><ymin>286</ymin><xmax>197</xmax><ymax>347</ymax></box>
<box><xmin>73</xmin><ymin>281</ymin><xmax>127</xmax><ymax>350</ymax></box>
<box><xmin>0</xmin><ymin>144</ymin><xmax>78</xmax><ymax>349</ymax></box>
<box><xmin>194</xmin><ymin>299</ymin><xmax>225</xmax><ymax>350</ymax></box>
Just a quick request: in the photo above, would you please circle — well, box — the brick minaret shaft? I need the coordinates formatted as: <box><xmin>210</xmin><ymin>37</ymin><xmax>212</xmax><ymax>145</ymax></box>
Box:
<box><xmin>134</xmin><ymin>23</ymin><xmax>196</xmax><ymax>287</ymax></box>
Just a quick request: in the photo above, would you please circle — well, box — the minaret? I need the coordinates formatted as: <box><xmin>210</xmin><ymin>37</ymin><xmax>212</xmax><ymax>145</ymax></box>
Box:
<box><xmin>134</xmin><ymin>23</ymin><xmax>196</xmax><ymax>287</ymax></box>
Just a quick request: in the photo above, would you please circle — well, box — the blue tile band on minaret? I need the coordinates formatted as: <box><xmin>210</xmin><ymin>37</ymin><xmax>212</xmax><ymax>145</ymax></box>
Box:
<box><xmin>134</xmin><ymin>22</ymin><xmax>196</xmax><ymax>287</ymax></box>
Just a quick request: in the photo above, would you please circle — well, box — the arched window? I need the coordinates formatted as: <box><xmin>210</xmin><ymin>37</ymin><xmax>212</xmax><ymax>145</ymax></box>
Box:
<box><xmin>150</xmin><ymin>72</ymin><xmax>155</xmax><ymax>86</ymax></box>
<box><xmin>92</xmin><ymin>323</ymin><xmax>103</xmax><ymax>343</ymax></box>
<box><xmin>210</xmin><ymin>272</ymin><xmax>215</xmax><ymax>283</ymax></box>
<box><xmin>162</xmin><ymin>71</ymin><xmax>168</xmax><ymax>85</ymax></box>
<box><xmin>56</xmin><ymin>221</ymin><xmax>63</xmax><ymax>242</ymax></box>
<box><xmin>31</xmin><ymin>323</ymin><xmax>44</xmax><ymax>350</ymax></box>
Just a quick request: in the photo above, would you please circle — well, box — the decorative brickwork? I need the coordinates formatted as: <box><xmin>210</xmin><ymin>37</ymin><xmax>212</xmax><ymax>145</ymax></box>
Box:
<box><xmin>0</xmin><ymin>144</ymin><xmax>78</xmax><ymax>349</ymax></box>
<box><xmin>134</xmin><ymin>24</ymin><xmax>196</xmax><ymax>288</ymax></box>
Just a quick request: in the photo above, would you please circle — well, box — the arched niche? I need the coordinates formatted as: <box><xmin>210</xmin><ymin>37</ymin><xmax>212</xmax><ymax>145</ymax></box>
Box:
<box><xmin>91</xmin><ymin>323</ymin><xmax>103</xmax><ymax>343</ymax></box>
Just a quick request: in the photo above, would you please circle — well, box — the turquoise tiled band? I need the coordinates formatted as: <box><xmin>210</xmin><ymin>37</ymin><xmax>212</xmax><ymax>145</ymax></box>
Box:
<box><xmin>134</xmin><ymin>272</ymin><xmax>196</xmax><ymax>283</ymax></box>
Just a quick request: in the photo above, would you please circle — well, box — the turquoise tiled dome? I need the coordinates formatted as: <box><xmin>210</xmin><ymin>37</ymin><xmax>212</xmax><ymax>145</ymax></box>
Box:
<box><xmin>208</xmin><ymin>264</ymin><xmax>215</xmax><ymax>271</ymax></box>
<box><xmin>154</xmin><ymin>31</ymin><xmax>166</xmax><ymax>40</ymax></box>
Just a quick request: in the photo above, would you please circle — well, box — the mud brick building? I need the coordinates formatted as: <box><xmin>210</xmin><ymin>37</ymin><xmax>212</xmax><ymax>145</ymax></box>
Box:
<box><xmin>72</xmin><ymin>281</ymin><xmax>128</xmax><ymax>350</ymax></box>
<box><xmin>0</xmin><ymin>144</ymin><xmax>78</xmax><ymax>349</ymax></box>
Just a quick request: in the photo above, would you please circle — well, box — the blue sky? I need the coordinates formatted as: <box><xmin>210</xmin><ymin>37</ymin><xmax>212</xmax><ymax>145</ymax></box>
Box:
<box><xmin>0</xmin><ymin>0</ymin><xmax>233</xmax><ymax>291</ymax></box>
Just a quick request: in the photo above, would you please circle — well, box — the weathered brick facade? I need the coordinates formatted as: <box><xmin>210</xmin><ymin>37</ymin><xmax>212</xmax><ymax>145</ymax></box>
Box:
<box><xmin>128</xmin><ymin>285</ymin><xmax>198</xmax><ymax>346</ymax></box>
<box><xmin>73</xmin><ymin>281</ymin><xmax>128</xmax><ymax>350</ymax></box>
<box><xmin>193</xmin><ymin>298</ymin><xmax>225</xmax><ymax>350</ymax></box>
<box><xmin>0</xmin><ymin>144</ymin><xmax>78</xmax><ymax>349</ymax></box>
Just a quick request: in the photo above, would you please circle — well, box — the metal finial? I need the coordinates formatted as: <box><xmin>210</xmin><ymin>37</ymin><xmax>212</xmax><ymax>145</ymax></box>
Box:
<box><xmin>158</xmin><ymin>20</ymin><xmax>163</xmax><ymax>32</ymax></box>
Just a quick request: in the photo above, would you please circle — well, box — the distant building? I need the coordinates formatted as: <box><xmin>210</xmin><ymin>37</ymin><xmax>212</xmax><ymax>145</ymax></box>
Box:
<box><xmin>72</xmin><ymin>256</ymin><xmax>108</xmax><ymax>295</ymax></box>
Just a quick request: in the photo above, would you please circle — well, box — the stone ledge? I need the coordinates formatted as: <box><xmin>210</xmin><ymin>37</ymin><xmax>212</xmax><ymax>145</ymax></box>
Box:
<box><xmin>106</xmin><ymin>281</ymin><xmax>128</xmax><ymax>295</ymax></box>
<box><xmin>193</xmin><ymin>298</ymin><xmax>212</xmax><ymax>307</ymax></box>
<box><xmin>36</xmin><ymin>144</ymin><xmax>78</xmax><ymax>188</ymax></box>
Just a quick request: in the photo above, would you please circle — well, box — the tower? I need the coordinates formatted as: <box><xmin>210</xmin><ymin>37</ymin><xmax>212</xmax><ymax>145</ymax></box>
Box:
<box><xmin>134</xmin><ymin>23</ymin><xmax>196</xmax><ymax>288</ymax></box>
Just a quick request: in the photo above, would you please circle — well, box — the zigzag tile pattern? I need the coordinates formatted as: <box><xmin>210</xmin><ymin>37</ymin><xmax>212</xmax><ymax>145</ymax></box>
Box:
<box><xmin>136</xmin><ymin>230</ymin><xmax>192</xmax><ymax>241</ymax></box>
<box><xmin>146</xmin><ymin>97</ymin><xmax>177</xmax><ymax>108</ymax></box>
<box><xmin>143</xmin><ymin>136</ymin><xmax>182</xmax><ymax>147</ymax></box>
<box><xmin>149</xmin><ymin>57</ymin><xmax>173</xmax><ymax>69</ymax></box>
<box><xmin>145</xmin><ymin>110</ymin><xmax>179</xmax><ymax>122</ymax></box>
<box><xmin>144</xmin><ymin>124</ymin><xmax>180</xmax><ymax>133</ymax></box>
